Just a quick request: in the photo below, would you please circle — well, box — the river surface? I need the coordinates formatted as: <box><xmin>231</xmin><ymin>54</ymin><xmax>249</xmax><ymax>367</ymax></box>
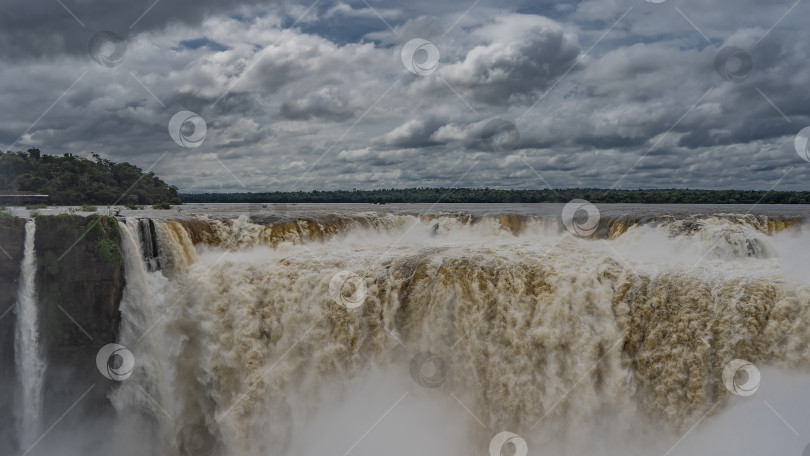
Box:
<box><xmin>10</xmin><ymin>202</ymin><xmax>810</xmax><ymax>220</ymax></box>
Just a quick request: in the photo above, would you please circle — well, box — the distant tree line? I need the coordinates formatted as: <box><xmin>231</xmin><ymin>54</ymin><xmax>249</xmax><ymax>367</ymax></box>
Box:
<box><xmin>181</xmin><ymin>188</ymin><xmax>810</xmax><ymax>204</ymax></box>
<box><xmin>3</xmin><ymin>147</ymin><xmax>807</xmax><ymax>205</ymax></box>
<box><xmin>0</xmin><ymin>149</ymin><xmax>181</xmax><ymax>205</ymax></box>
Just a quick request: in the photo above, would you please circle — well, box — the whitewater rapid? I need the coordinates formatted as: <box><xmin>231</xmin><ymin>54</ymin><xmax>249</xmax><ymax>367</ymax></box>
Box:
<box><xmin>104</xmin><ymin>211</ymin><xmax>810</xmax><ymax>456</ymax></box>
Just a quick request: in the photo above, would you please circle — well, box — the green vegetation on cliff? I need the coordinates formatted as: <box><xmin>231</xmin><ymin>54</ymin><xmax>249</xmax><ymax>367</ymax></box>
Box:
<box><xmin>96</xmin><ymin>238</ymin><xmax>123</xmax><ymax>264</ymax></box>
<box><xmin>181</xmin><ymin>188</ymin><xmax>810</xmax><ymax>204</ymax></box>
<box><xmin>0</xmin><ymin>216</ymin><xmax>26</xmax><ymax>385</ymax></box>
<box><xmin>32</xmin><ymin>214</ymin><xmax>125</xmax><ymax>418</ymax></box>
<box><xmin>0</xmin><ymin>149</ymin><xmax>181</xmax><ymax>205</ymax></box>
<box><xmin>34</xmin><ymin>214</ymin><xmax>124</xmax><ymax>342</ymax></box>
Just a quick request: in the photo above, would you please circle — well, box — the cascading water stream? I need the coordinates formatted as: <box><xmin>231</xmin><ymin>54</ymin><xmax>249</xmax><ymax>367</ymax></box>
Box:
<box><xmin>46</xmin><ymin>210</ymin><xmax>802</xmax><ymax>456</ymax></box>
<box><xmin>112</xmin><ymin>218</ymin><xmax>198</xmax><ymax>454</ymax></box>
<box><xmin>0</xmin><ymin>209</ymin><xmax>805</xmax><ymax>456</ymax></box>
<box><xmin>14</xmin><ymin>219</ymin><xmax>45</xmax><ymax>450</ymax></box>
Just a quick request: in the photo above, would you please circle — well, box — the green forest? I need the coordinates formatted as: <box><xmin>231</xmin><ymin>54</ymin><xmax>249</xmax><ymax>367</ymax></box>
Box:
<box><xmin>0</xmin><ymin>149</ymin><xmax>181</xmax><ymax>205</ymax></box>
<box><xmin>181</xmin><ymin>188</ymin><xmax>810</xmax><ymax>204</ymax></box>
<box><xmin>2</xmin><ymin>148</ymin><xmax>810</xmax><ymax>205</ymax></box>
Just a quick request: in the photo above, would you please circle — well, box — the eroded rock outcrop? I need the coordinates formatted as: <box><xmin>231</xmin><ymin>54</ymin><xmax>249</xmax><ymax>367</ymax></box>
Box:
<box><xmin>0</xmin><ymin>216</ymin><xmax>26</xmax><ymax>438</ymax></box>
<box><xmin>33</xmin><ymin>215</ymin><xmax>125</xmax><ymax>424</ymax></box>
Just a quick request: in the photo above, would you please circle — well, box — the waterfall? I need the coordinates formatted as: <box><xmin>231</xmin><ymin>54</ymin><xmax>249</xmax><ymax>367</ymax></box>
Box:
<box><xmin>110</xmin><ymin>218</ymin><xmax>178</xmax><ymax>454</ymax></box>
<box><xmin>56</xmin><ymin>210</ymin><xmax>803</xmax><ymax>456</ymax></box>
<box><xmin>14</xmin><ymin>219</ymin><xmax>45</xmax><ymax>449</ymax></box>
<box><xmin>96</xmin><ymin>212</ymin><xmax>810</xmax><ymax>456</ymax></box>
<box><xmin>137</xmin><ymin>218</ymin><xmax>161</xmax><ymax>272</ymax></box>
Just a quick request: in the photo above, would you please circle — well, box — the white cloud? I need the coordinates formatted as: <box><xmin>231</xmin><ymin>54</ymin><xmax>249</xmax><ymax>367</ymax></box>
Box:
<box><xmin>1</xmin><ymin>0</ymin><xmax>808</xmax><ymax>192</ymax></box>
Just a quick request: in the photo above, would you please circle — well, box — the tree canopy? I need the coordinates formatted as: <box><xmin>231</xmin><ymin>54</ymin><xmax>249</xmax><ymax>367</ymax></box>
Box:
<box><xmin>0</xmin><ymin>149</ymin><xmax>180</xmax><ymax>205</ymax></box>
<box><xmin>3</xmin><ymin>148</ymin><xmax>808</xmax><ymax>205</ymax></box>
<box><xmin>181</xmin><ymin>188</ymin><xmax>810</xmax><ymax>204</ymax></box>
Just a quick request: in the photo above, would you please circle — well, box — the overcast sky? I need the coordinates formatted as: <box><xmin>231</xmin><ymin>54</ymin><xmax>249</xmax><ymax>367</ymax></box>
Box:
<box><xmin>1</xmin><ymin>0</ymin><xmax>809</xmax><ymax>192</ymax></box>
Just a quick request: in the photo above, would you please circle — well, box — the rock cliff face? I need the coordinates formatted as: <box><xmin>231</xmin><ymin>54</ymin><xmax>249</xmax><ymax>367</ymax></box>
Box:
<box><xmin>0</xmin><ymin>216</ymin><xmax>26</xmax><ymax>437</ymax></box>
<box><xmin>32</xmin><ymin>215</ymin><xmax>125</xmax><ymax>424</ymax></box>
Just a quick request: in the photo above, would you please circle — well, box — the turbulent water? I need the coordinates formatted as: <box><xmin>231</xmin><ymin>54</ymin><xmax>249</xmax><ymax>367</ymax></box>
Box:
<box><xmin>78</xmin><ymin>205</ymin><xmax>810</xmax><ymax>456</ymax></box>
<box><xmin>14</xmin><ymin>220</ymin><xmax>45</xmax><ymax>449</ymax></box>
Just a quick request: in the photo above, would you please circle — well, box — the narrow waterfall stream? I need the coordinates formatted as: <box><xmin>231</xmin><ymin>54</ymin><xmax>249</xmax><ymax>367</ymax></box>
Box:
<box><xmin>14</xmin><ymin>219</ymin><xmax>45</xmax><ymax>449</ymax></box>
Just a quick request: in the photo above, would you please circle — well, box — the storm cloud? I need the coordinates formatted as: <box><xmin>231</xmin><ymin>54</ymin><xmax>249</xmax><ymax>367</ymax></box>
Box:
<box><xmin>1</xmin><ymin>0</ymin><xmax>809</xmax><ymax>192</ymax></box>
